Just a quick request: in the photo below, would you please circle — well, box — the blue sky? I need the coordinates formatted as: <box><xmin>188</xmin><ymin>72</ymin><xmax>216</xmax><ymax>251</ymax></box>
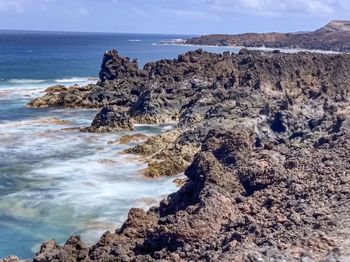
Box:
<box><xmin>0</xmin><ymin>0</ymin><xmax>349</xmax><ymax>34</ymax></box>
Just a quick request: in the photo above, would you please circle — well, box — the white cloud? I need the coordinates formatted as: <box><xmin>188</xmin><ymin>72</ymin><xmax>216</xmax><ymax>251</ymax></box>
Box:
<box><xmin>195</xmin><ymin>0</ymin><xmax>343</xmax><ymax>16</ymax></box>
<box><xmin>0</xmin><ymin>0</ymin><xmax>56</xmax><ymax>13</ymax></box>
<box><xmin>0</xmin><ymin>0</ymin><xmax>24</xmax><ymax>13</ymax></box>
<box><xmin>1</xmin><ymin>0</ymin><xmax>346</xmax><ymax>18</ymax></box>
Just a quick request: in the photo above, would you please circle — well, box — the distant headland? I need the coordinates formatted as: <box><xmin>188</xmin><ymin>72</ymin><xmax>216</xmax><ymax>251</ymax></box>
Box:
<box><xmin>186</xmin><ymin>20</ymin><xmax>350</xmax><ymax>52</ymax></box>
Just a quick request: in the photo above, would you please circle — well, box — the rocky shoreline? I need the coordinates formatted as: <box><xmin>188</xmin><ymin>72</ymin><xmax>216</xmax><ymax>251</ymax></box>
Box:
<box><xmin>3</xmin><ymin>48</ymin><xmax>350</xmax><ymax>261</ymax></box>
<box><xmin>186</xmin><ymin>20</ymin><xmax>350</xmax><ymax>53</ymax></box>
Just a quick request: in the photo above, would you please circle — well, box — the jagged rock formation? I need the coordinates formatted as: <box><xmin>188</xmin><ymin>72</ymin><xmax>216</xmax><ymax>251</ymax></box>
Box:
<box><xmin>31</xmin><ymin>127</ymin><xmax>350</xmax><ymax>261</ymax></box>
<box><xmin>99</xmin><ymin>50</ymin><xmax>141</xmax><ymax>81</ymax></box>
<box><xmin>81</xmin><ymin>106</ymin><xmax>134</xmax><ymax>132</ymax></box>
<box><xmin>186</xmin><ymin>20</ymin><xmax>350</xmax><ymax>53</ymax></box>
<box><xmin>16</xmin><ymin>49</ymin><xmax>350</xmax><ymax>261</ymax></box>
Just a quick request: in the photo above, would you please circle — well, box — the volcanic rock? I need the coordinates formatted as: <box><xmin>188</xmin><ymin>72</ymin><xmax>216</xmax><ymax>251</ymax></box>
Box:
<box><xmin>28</xmin><ymin>84</ymin><xmax>95</xmax><ymax>108</ymax></box>
<box><xmin>186</xmin><ymin>20</ymin><xmax>350</xmax><ymax>52</ymax></box>
<box><xmin>99</xmin><ymin>49</ymin><xmax>142</xmax><ymax>82</ymax></box>
<box><xmin>22</xmin><ymin>48</ymin><xmax>350</xmax><ymax>261</ymax></box>
<box><xmin>82</xmin><ymin>106</ymin><xmax>134</xmax><ymax>132</ymax></box>
<box><xmin>44</xmin><ymin>85</ymin><xmax>68</xmax><ymax>93</ymax></box>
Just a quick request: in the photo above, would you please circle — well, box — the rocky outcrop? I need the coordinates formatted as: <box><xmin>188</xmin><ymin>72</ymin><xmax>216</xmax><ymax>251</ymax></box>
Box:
<box><xmin>22</xmin><ymin>49</ymin><xmax>350</xmax><ymax>261</ymax></box>
<box><xmin>28</xmin><ymin>84</ymin><xmax>95</xmax><ymax>108</ymax></box>
<box><xmin>43</xmin><ymin>85</ymin><xmax>68</xmax><ymax>93</ymax></box>
<box><xmin>33</xmin><ymin>237</ymin><xmax>88</xmax><ymax>262</ymax></box>
<box><xmin>0</xmin><ymin>256</ymin><xmax>21</xmax><ymax>262</ymax></box>
<box><xmin>82</xmin><ymin>106</ymin><xmax>134</xmax><ymax>132</ymax></box>
<box><xmin>186</xmin><ymin>20</ymin><xmax>350</xmax><ymax>53</ymax></box>
<box><xmin>99</xmin><ymin>50</ymin><xmax>143</xmax><ymax>82</ymax></box>
<box><xmin>32</xmin><ymin>126</ymin><xmax>350</xmax><ymax>261</ymax></box>
<box><xmin>125</xmin><ymin>129</ymin><xmax>200</xmax><ymax>177</ymax></box>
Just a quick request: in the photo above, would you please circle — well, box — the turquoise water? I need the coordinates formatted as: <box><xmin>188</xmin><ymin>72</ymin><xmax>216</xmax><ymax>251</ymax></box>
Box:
<box><xmin>0</xmin><ymin>31</ymin><xmax>239</xmax><ymax>258</ymax></box>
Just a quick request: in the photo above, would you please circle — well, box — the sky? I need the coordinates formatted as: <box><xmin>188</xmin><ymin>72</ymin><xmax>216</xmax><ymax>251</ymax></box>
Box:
<box><xmin>0</xmin><ymin>0</ymin><xmax>349</xmax><ymax>35</ymax></box>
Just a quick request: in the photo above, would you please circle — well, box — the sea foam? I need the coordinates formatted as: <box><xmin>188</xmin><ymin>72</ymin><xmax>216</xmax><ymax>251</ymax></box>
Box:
<box><xmin>8</xmin><ymin>79</ymin><xmax>46</xmax><ymax>84</ymax></box>
<box><xmin>54</xmin><ymin>77</ymin><xmax>97</xmax><ymax>83</ymax></box>
<box><xmin>0</xmin><ymin>105</ymin><xmax>177</xmax><ymax>254</ymax></box>
<box><xmin>0</xmin><ymin>77</ymin><xmax>97</xmax><ymax>101</ymax></box>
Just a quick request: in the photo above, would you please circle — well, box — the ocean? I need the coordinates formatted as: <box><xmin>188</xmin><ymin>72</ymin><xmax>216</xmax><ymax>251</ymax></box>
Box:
<box><xmin>0</xmin><ymin>31</ymin><xmax>239</xmax><ymax>259</ymax></box>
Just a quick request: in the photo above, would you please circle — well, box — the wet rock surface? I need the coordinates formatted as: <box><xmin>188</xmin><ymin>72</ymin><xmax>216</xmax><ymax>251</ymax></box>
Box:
<box><xmin>28</xmin><ymin>84</ymin><xmax>95</xmax><ymax>108</ymax></box>
<box><xmin>116</xmin><ymin>133</ymin><xmax>149</xmax><ymax>144</ymax></box>
<box><xmin>19</xmin><ymin>48</ymin><xmax>350</xmax><ymax>261</ymax></box>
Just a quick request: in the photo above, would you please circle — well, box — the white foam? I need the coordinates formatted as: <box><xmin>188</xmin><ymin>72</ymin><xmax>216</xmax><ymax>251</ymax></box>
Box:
<box><xmin>0</xmin><ymin>110</ymin><xmax>178</xmax><ymax>247</ymax></box>
<box><xmin>0</xmin><ymin>87</ymin><xmax>45</xmax><ymax>100</ymax></box>
<box><xmin>235</xmin><ymin>45</ymin><xmax>342</xmax><ymax>54</ymax></box>
<box><xmin>127</xmin><ymin>39</ymin><xmax>142</xmax><ymax>42</ymax></box>
<box><xmin>0</xmin><ymin>77</ymin><xmax>97</xmax><ymax>100</ymax></box>
<box><xmin>161</xmin><ymin>124</ymin><xmax>176</xmax><ymax>131</ymax></box>
<box><xmin>166</xmin><ymin>38</ymin><xmax>186</xmax><ymax>43</ymax></box>
<box><xmin>8</xmin><ymin>79</ymin><xmax>46</xmax><ymax>84</ymax></box>
<box><xmin>159</xmin><ymin>41</ymin><xmax>342</xmax><ymax>54</ymax></box>
<box><xmin>54</xmin><ymin>77</ymin><xmax>97</xmax><ymax>83</ymax></box>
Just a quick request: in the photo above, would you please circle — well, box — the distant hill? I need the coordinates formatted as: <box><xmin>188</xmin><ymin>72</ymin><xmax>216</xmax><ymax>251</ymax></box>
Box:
<box><xmin>186</xmin><ymin>20</ymin><xmax>350</xmax><ymax>52</ymax></box>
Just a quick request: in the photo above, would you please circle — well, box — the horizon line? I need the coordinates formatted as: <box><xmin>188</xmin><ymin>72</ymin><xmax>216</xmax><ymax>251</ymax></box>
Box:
<box><xmin>0</xmin><ymin>28</ymin><xmax>194</xmax><ymax>36</ymax></box>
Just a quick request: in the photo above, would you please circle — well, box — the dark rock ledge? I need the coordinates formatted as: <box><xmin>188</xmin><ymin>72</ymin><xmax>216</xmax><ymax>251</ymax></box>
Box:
<box><xmin>3</xmin><ymin>49</ymin><xmax>350</xmax><ymax>261</ymax></box>
<box><xmin>81</xmin><ymin>106</ymin><xmax>134</xmax><ymax>133</ymax></box>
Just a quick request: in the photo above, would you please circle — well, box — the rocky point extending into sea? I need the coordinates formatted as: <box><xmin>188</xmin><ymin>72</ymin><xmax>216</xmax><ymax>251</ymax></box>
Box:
<box><xmin>2</xmin><ymin>48</ymin><xmax>350</xmax><ymax>261</ymax></box>
<box><xmin>186</xmin><ymin>20</ymin><xmax>350</xmax><ymax>53</ymax></box>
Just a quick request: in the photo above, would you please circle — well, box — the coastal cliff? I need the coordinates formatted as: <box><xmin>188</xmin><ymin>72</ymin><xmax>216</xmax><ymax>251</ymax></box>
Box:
<box><xmin>186</xmin><ymin>20</ymin><xmax>350</xmax><ymax>53</ymax></box>
<box><xmin>7</xmin><ymin>49</ymin><xmax>350</xmax><ymax>261</ymax></box>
